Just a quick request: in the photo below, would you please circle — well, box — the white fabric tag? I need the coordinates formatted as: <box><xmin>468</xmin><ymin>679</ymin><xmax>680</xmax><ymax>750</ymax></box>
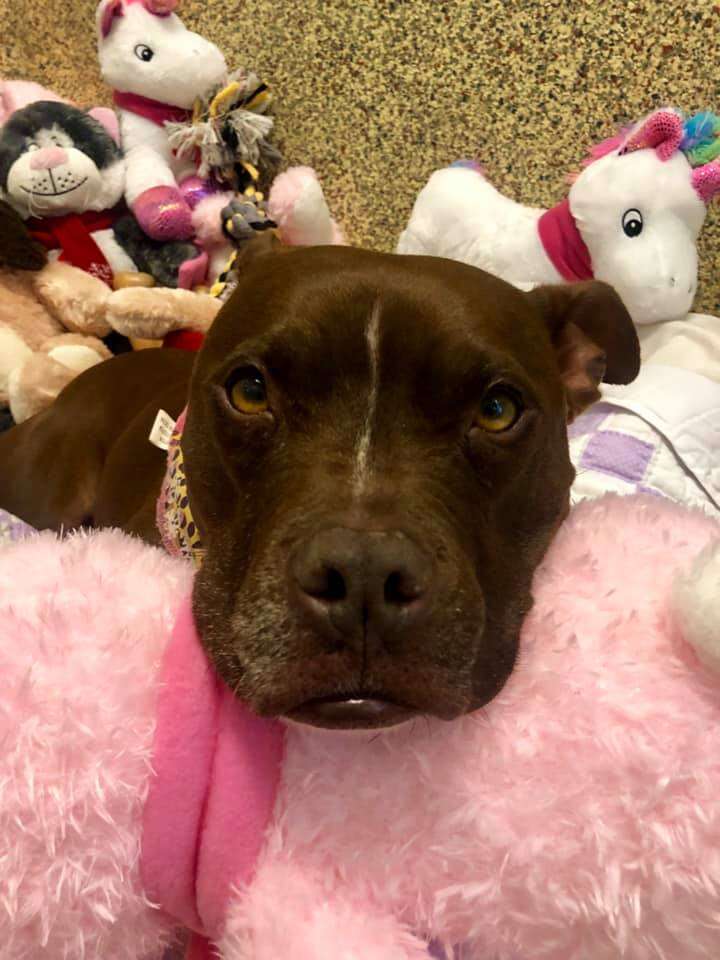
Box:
<box><xmin>149</xmin><ymin>409</ymin><xmax>177</xmax><ymax>451</ymax></box>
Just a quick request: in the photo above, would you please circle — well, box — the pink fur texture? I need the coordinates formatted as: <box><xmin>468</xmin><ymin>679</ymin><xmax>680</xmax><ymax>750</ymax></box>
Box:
<box><xmin>190</xmin><ymin>192</ymin><xmax>234</xmax><ymax>247</ymax></box>
<box><xmin>1</xmin><ymin>495</ymin><xmax>719</xmax><ymax>959</ymax></box>
<box><xmin>231</xmin><ymin>496</ymin><xmax>720</xmax><ymax>959</ymax></box>
<box><xmin>0</xmin><ymin>529</ymin><xmax>192</xmax><ymax>958</ymax></box>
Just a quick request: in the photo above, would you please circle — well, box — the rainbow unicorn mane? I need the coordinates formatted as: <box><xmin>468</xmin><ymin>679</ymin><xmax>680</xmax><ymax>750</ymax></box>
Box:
<box><xmin>681</xmin><ymin>111</ymin><xmax>720</xmax><ymax>167</ymax></box>
<box><xmin>573</xmin><ymin>109</ymin><xmax>720</xmax><ymax>177</ymax></box>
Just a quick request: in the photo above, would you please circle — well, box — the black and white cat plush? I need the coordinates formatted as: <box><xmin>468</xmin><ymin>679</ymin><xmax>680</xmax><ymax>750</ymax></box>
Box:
<box><xmin>0</xmin><ymin>99</ymin><xmax>200</xmax><ymax>289</ymax></box>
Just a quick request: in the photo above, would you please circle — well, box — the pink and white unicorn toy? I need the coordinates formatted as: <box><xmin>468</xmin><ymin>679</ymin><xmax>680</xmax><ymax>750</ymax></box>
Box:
<box><xmin>398</xmin><ymin>108</ymin><xmax>720</xmax><ymax>326</ymax></box>
<box><xmin>96</xmin><ymin>0</ymin><xmax>225</xmax><ymax>250</ymax></box>
<box><xmin>96</xmin><ymin>0</ymin><xmax>343</xmax><ymax>286</ymax></box>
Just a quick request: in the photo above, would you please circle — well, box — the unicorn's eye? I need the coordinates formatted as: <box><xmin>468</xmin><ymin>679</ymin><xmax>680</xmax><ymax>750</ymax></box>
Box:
<box><xmin>134</xmin><ymin>44</ymin><xmax>154</xmax><ymax>62</ymax></box>
<box><xmin>622</xmin><ymin>209</ymin><xmax>643</xmax><ymax>238</ymax></box>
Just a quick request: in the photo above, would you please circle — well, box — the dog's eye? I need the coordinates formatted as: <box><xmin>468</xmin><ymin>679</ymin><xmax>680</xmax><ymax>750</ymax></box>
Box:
<box><xmin>134</xmin><ymin>44</ymin><xmax>155</xmax><ymax>62</ymax></box>
<box><xmin>475</xmin><ymin>387</ymin><xmax>521</xmax><ymax>433</ymax></box>
<box><xmin>226</xmin><ymin>367</ymin><xmax>269</xmax><ymax>415</ymax></box>
<box><xmin>27</xmin><ymin>142</ymin><xmax>39</xmax><ymax>152</ymax></box>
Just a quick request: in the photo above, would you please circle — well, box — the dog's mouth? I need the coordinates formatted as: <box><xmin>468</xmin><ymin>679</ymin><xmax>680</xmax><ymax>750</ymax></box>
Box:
<box><xmin>287</xmin><ymin>692</ymin><xmax>417</xmax><ymax>730</ymax></box>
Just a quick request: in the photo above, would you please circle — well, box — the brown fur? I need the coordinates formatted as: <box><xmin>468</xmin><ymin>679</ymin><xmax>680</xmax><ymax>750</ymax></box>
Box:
<box><xmin>0</xmin><ymin>199</ymin><xmax>46</xmax><ymax>270</ymax></box>
<box><xmin>0</xmin><ymin>244</ymin><xmax>639</xmax><ymax>728</ymax></box>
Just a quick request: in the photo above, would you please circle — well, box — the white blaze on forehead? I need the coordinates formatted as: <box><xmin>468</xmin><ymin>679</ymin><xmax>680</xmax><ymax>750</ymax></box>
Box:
<box><xmin>352</xmin><ymin>302</ymin><xmax>382</xmax><ymax>497</ymax></box>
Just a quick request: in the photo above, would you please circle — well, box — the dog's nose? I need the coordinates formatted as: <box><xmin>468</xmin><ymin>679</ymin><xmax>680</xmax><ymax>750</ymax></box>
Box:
<box><xmin>290</xmin><ymin>528</ymin><xmax>432</xmax><ymax>647</ymax></box>
<box><xmin>29</xmin><ymin>147</ymin><xmax>68</xmax><ymax>171</ymax></box>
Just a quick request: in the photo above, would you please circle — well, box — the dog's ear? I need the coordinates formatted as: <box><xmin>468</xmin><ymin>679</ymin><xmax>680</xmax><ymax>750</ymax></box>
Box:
<box><xmin>232</xmin><ymin>229</ymin><xmax>285</xmax><ymax>270</ymax></box>
<box><xmin>527</xmin><ymin>280</ymin><xmax>640</xmax><ymax>421</ymax></box>
<box><xmin>0</xmin><ymin>199</ymin><xmax>47</xmax><ymax>270</ymax></box>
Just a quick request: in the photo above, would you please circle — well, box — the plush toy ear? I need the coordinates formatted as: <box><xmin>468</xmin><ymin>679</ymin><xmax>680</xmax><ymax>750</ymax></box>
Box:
<box><xmin>527</xmin><ymin>281</ymin><xmax>640</xmax><ymax>421</ymax></box>
<box><xmin>232</xmin><ymin>229</ymin><xmax>285</xmax><ymax>268</ymax></box>
<box><xmin>691</xmin><ymin>162</ymin><xmax>720</xmax><ymax>204</ymax></box>
<box><xmin>0</xmin><ymin>79</ymin><xmax>69</xmax><ymax>124</ymax></box>
<box><xmin>621</xmin><ymin>109</ymin><xmax>684</xmax><ymax>161</ymax></box>
<box><xmin>143</xmin><ymin>0</ymin><xmax>178</xmax><ymax>13</ymax></box>
<box><xmin>87</xmin><ymin>106</ymin><xmax>120</xmax><ymax>145</ymax></box>
<box><xmin>98</xmin><ymin>0</ymin><xmax>124</xmax><ymax>38</ymax></box>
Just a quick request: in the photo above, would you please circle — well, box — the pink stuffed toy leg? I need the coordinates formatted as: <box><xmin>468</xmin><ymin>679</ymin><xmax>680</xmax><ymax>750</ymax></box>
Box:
<box><xmin>132</xmin><ymin>185</ymin><xmax>194</xmax><ymax>242</ymax></box>
<box><xmin>268</xmin><ymin>166</ymin><xmax>345</xmax><ymax>246</ymax></box>
<box><xmin>188</xmin><ymin>190</ymin><xmax>234</xmax><ymax>248</ymax></box>
<box><xmin>219</xmin><ymin>860</ymin><xmax>432</xmax><ymax>960</ymax></box>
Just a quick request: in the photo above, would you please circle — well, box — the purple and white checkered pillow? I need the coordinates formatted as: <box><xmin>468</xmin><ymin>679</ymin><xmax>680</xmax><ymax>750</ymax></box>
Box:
<box><xmin>0</xmin><ymin>509</ymin><xmax>36</xmax><ymax>547</ymax></box>
<box><xmin>569</xmin><ymin>402</ymin><xmax>716</xmax><ymax>512</ymax></box>
<box><xmin>569</xmin><ymin>403</ymin><xmax>662</xmax><ymax>499</ymax></box>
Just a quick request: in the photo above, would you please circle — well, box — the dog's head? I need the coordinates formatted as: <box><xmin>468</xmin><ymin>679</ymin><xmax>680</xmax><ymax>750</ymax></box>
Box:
<box><xmin>183</xmin><ymin>243</ymin><xmax>638</xmax><ymax>729</ymax></box>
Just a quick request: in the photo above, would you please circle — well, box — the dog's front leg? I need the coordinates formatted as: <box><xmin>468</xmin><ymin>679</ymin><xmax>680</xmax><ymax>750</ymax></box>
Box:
<box><xmin>218</xmin><ymin>859</ymin><xmax>433</xmax><ymax>960</ymax></box>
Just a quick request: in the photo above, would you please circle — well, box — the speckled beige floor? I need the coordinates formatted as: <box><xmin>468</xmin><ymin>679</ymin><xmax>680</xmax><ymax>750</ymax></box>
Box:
<box><xmin>2</xmin><ymin>0</ymin><xmax>720</xmax><ymax>311</ymax></box>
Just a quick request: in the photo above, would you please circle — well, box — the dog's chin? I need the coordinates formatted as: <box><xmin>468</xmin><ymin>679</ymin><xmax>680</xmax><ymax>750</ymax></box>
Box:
<box><xmin>286</xmin><ymin>694</ymin><xmax>418</xmax><ymax>730</ymax></box>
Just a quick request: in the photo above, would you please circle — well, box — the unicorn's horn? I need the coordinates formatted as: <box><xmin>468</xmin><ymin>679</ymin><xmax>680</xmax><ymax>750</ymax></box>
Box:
<box><xmin>692</xmin><ymin>162</ymin><xmax>720</xmax><ymax>203</ymax></box>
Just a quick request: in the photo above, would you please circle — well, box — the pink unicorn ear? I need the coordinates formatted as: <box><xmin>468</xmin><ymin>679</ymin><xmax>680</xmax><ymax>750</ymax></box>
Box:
<box><xmin>87</xmin><ymin>106</ymin><xmax>120</xmax><ymax>145</ymax></box>
<box><xmin>692</xmin><ymin>162</ymin><xmax>720</xmax><ymax>204</ymax></box>
<box><xmin>98</xmin><ymin>0</ymin><xmax>124</xmax><ymax>38</ymax></box>
<box><xmin>97</xmin><ymin>0</ymin><xmax>177</xmax><ymax>37</ymax></box>
<box><xmin>621</xmin><ymin>109</ymin><xmax>684</xmax><ymax>161</ymax></box>
<box><xmin>143</xmin><ymin>0</ymin><xmax>178</xmax><ymax>12</ymax></box>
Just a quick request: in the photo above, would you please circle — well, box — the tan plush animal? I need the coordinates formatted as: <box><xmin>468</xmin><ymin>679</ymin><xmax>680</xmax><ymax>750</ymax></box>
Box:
<box><xmin>0</xmin><ymin>200</ymin><xmax>220</xmax><ymax>424</ymax></box>
<box><xmin>0</xmin><ymin>202</ymin><xmax>111</xmax><ymax>423</ymax></box>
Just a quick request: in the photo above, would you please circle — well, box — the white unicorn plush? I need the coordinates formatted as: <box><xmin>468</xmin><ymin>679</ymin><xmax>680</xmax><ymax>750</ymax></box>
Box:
<box><xmin>97</xmin><ymin>0</ymin><xmax>344</xmax><ymax>283</ymax></box>
<box><xmin>96</xmin><ymin>0</ymin><xmax>226</xmax><ymax>266</ymax></box>
<box><xmin>398</xmin><ymin>108</ymin><xmax>720</xmax><ymax>326</ymax></box>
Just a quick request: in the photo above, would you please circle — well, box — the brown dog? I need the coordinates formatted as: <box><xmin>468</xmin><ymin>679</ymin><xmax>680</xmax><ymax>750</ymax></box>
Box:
<box><xmin>0</xmin><ymin>244</ymin><xmax>639</xmax><ymax>729</ymax></box>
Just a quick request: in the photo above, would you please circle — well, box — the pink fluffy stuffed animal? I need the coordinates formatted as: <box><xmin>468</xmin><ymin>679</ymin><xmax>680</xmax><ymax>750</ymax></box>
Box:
<box><xmin>1</xmin><ymin>493</ymin><xmax>720</xmax><ymax>959</ymax></box>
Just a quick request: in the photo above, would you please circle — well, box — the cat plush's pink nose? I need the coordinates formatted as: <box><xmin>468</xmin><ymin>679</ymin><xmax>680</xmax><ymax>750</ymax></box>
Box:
<box><xmin>30</xmin><ymin>146</ymin><xmax>68</xmax><ymax>170</ymax></box>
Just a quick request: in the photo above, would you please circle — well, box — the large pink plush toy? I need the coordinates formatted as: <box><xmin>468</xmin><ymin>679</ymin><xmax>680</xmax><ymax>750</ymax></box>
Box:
<box><xmin>2</xmin><ymin>494</ymin><xmax>719</xmax><ymax>959</ymax></box>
